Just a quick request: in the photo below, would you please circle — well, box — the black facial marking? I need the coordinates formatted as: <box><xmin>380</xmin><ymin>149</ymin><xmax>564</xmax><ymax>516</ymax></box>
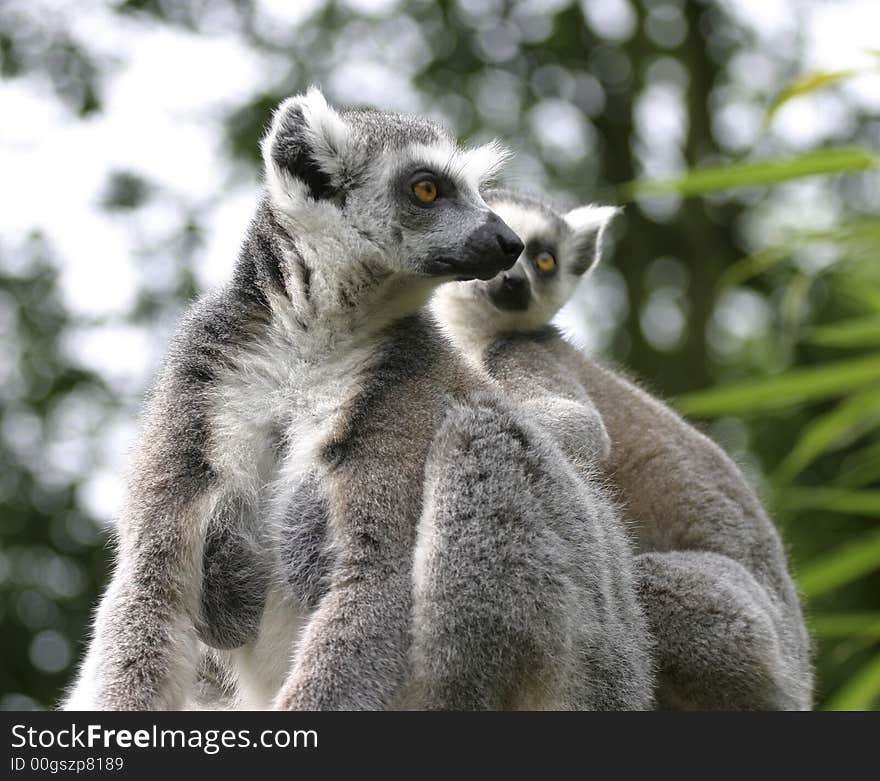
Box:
<box><xmin>402</xmin><ymin>167</ymin><xmax>457</xmax><ymax>207</ymax></box>
<box><xmin>199</xmin><ymin>496</ymin><xmax>269</xmax><ymax>650</ymax></box>
<box><xmin>525</xmin><ymin>238</ymin><xmax>560</xmax><ymax>277</ymax></box>
<box><xmin>487</xmin><ymin>272</ymin><xmax>531</xmax><ymax>311</ymax></box>
<box><xmin>272</xmin><ymin>105</ymin><xmax>334</xmax><ymax>200</ymax></box>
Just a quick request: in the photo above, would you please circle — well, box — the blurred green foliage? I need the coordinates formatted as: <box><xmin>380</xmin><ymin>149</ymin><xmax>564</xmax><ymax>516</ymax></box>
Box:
<box><xmin>1</xmin><ymin>0</ymin><xmax>878</xmax><ymax>709</ymax></box>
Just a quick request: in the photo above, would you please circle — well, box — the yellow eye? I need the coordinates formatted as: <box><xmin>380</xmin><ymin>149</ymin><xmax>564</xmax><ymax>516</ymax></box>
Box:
<box><xmin>536</xmin><ymin>251</ymin><xmax>556</xmax><ymax>272</ymax></box>
<box><xmin>413</xmin><ymin>179</ymin><xmax>438</xmax><ymax>203</ymax></box>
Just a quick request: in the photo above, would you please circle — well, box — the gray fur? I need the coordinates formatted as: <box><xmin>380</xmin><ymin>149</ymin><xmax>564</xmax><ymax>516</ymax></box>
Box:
<box><xmin>431</xmin><ymin>188</ymin><xmax>813</xmax><ymax>710</ymax></box>
<box><xmin>199</xmin><ymin>495</ymin><xmax>269</xmax><ymax>649</ymax></box>
<box><xmin>279</xmin><ymin>469</ymin><xmax>333</xmax><ymax>610</ymax></box>
<box><xmin>66</xmin><ymin>91</ymin><xmax>580</xmax><ymax>711</ymax></box>
<box><xmin>409</xmin><ymin>395</ymin><xmax>653</xmax><ymax>710</ymax></box>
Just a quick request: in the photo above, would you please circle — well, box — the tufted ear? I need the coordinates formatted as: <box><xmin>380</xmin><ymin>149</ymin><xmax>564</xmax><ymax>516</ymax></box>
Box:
<box><xmin>564</xmin><ymin>204</ymin><xmax>620</xmax><ymax>276</ymax></box>
<box><xmin>261</xmin><ymin>87</ymin><xmax>352</xmax><ymax>206</ymax></box>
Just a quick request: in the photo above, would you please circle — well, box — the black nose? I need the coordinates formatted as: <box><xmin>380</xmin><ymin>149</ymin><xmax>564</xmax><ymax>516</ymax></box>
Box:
<box><xmin>493</xmin><ymin>217</ymin><xmax>525</xmax><ymax>263</ymax></box>
<box><xmin>434</xmin><ymin>212</ymin><xmax>524</xmax><ymax>281</ymax></box>
<box><xmin>488</xmin><ymin>271</ymin><xmax>531</xmax><ymax>312</ymax></box>
<box><xmin>500</xmin><ymin>273</ymin><xmax>526</xmax><ymax>292</ymax></box>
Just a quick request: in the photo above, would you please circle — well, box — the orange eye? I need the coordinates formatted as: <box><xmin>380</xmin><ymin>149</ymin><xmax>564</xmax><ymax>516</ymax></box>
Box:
<box><xmin>536</xmin><ymin>251</ymin><xmax>556</xmax><ymax>272</ymax></box>
<box><xmin>413</xmin><ymin>179</ymin><xmax>438</xmax><ymax>203</ymax></box>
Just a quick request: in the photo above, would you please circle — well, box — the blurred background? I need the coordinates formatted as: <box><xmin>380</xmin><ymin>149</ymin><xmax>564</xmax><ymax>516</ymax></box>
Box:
<box><xmin>1</xmin><ymin>0</ymin><xmax>879</xmax><ymax>710</ymax></box>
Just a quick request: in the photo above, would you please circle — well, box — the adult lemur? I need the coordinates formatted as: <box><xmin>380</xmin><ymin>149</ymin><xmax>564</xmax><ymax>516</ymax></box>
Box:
<box><xmin>64</xmin><ymin>91</ymin><xmax>652</xmax><ymax>710</ymax></box>
<box><xmin>431</xmin><ymin>188</ymin><xmax>813</xmax><ymax>710</ymax></box>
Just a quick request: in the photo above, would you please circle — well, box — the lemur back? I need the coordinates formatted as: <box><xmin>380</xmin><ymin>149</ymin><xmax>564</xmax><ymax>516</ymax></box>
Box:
<box><xmin>430</xmin><ymin>188</ymin><xmax>813</xmax><ymax>710</ymax></box>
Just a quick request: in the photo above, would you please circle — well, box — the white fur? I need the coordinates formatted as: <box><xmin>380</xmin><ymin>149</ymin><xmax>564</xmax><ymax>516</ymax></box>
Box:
<box><xmin>564</xmin><ymin>205</ymin><xmax>621</xmax><ymax>234</ymax></box>
<box><xmin>488</xmin><ymin>198</ymin><xmax>556</xmax><ymax>243</ymax></box>
<box><xmin>261</xmin><ymin>86</ymin><xmax>352</xmax><ymax>213</ymax></box>
<box><xmin>407</xmin><ymin>139</ymin><xmax>510</xmax><ymax>194</ymax></box>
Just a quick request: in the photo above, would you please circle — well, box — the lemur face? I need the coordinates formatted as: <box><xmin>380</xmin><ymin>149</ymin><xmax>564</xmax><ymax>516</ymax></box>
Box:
<box><xmin>261</xmin><ymin>88</ymin><xmax>523</xmax><ymax>282</ymax></box>
<box><xmin>432</xmin><ymin>189</ymin><xmax>618</xmax><ymax>334</ymax></box>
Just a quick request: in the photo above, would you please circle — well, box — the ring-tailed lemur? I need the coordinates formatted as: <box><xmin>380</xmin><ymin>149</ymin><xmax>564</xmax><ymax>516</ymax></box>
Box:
<box><xmin>430</xmin><ymin>188</ymin><xmax>813</xmax><ymax>710</ymax></box>
<box><xmin>64</xmin><ymin>88</ymin><xmax>527</xmax><ymax>710</ymax></box>
<box><xmin>63</xmin><ymin>92</ymin><xmax>652</xmax><ymax>711</ymax></box>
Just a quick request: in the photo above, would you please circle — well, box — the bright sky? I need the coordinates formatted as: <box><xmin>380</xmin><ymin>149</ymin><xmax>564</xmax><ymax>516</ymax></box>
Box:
<box><xmin>1</xmin><ymin>0</ymin><xmax>878</xmax><ymax>523</ymax></box>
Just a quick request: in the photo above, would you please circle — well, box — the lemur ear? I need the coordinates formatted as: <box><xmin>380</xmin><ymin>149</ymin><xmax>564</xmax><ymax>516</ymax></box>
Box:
<box><xmin>564</xmin><ymin>205</ymin><xmax>620</xmax><ymax>276</ymax></box>
<box><xmin>261</xmin><ymin>87</ymin><xmax>352</xmax><ymax>206</ymax></box>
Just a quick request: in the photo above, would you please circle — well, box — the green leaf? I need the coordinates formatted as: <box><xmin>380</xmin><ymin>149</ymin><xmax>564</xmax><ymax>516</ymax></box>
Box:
<box><xmin>797</xmin><ymin>528</ymin><xmax>880</xmax><ymax>597</ymax></box>
<box><xmin>676</xmin><ymin>355</ymin><xmax>880</xmax><ymax>417</ymax></box>
<box><xmin>782</xmin><ymin>487</ymin><xmax>880</xmax><ymax>516</ymax></box>
<box><xmin>810</xmin><ymin>612</ymin><xmax>880</xmax><ymax>639</ymax></box>
<box><xmin>806</xmin><ymin>317</ymin><xmax>880</xmax><ymax>348</ymax></box>
<box><xmin>775</xmin><ymin>385</ymin><xmax>880</xmax><ymax>481</ymax></box>
<box><xmin>838</xmin><ymin>440</ymin><xmax>880</xmax><ymax>488</ymax></box>
<box><xmin>825</xmin><ymin>652</ymin><xmax>880</xmax><ymax>711</ymax></box>
<box><xmin>622</xmin><ymin>148</ymin><xmax>878</xmax><ymax>200</ymax></box>
<box><xmin>720</xmin><ymin>219</ymin><xmax>880</xmax><ymax>289</ymax></box>
<box><xmin>766</xmin><ymin>70</ymin><xmax>860</xmax><ymax>124</ymax></box>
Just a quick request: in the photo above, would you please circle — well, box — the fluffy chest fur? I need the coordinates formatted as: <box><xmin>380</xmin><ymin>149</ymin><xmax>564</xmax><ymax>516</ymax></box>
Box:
<box><xmin>205</xmin><ymin>317</ymin><xmax>377</xmax><ymax>503</ymax></box>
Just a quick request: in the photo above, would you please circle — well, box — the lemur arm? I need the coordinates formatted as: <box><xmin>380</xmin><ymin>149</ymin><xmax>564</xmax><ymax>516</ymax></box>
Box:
<box><xmin>275</xmin><ymin>431</ymin><xmax>426</xmax><ymax>710</ymax></box>
<box><xmin>64</xmin><ymin>485</ymin><xmax>210</xmax><ymax>711</ymax></box>
<box><xmin>64</xmin><ymin>354</ymin><xmax>268</xmax><ymax>710</ymax></box>
<box><xmin>64</xmin><ymin>478</ymin><xmax>270</xmax><ymax>710</ymax></box>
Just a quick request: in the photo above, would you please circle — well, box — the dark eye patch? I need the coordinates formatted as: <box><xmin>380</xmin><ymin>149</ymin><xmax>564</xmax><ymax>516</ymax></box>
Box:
<box><xmin>398</xmin><ymin>166</ymin><xmax>458</xmax><ymax>205</ymax></box>
<box><xmin>525</xmin><ymin>238</ymin><xmax>559</xmax><ymax>274</ymax></box>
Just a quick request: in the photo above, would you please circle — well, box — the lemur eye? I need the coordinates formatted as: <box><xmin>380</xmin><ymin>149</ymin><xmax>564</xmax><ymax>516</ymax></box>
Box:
<box><xmin>535</xmin><ymin>251</ymin><xmax>556</xmax><ymax>273</ymax></box>
<box><xmin>412</xmin><ymin>179</ymin><xmax>438</xmax><ymax>203</ymax></box>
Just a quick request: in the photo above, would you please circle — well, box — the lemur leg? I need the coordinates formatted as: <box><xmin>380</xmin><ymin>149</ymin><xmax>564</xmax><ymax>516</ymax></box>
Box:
<box><xmin>636</xmin><ymin>550</ymin><xmax>811</xmax><ymax>710</ymax></box>
<box><xmin>409</xmin><ymin>398</ymin><xmax>650</xmax><ymax>710</ymax></box>
<box><xmin>198</xmin><ymin>494</ymin><xmax>270</xmax><ymax>650</ymax></box>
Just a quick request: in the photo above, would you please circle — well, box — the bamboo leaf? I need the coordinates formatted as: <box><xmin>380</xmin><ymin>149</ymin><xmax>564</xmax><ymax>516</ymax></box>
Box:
<box><xmin>766</xmin><ymin>70</ymin><xmax>860</xmax><ymax>124</ymax></box>
<box><xmin>622</xmin><ymin>148</ymin><xmax>878</xmax><ymax>200</ymax></box>
<box><xmin>775</xmin><ymin>385</ymin><xmax>880</xmax><ymax>480</ymax></box>
<box><xmin>781</xmin><ymin>487</ymin><xmax>880</xmax><ymax>516</ymax></box>
<box><xmin>825</xmin><ymin>652</ymin><xmax>880</xmax><ymax>711</ymax></box>
<box><xmin>810</xmin><ymin>612</ymin><xmax>880</xmax><ymax>639</ymax></box>
<box><xmin>676</xmin><ymin>355</ymin><xmax>880</xmax><ymax>417</ymax></box>
<box><xmin>806</xmin><ymin>317</ymin><xmax>880</xmax><ymax>348</ymax></box>
<box><xmin>720</xmin><ymin>219</ymin><xmax>880</xmax><ymax>289</ymax></box>
<box><xmin>797</xmin><ymin>528</ymin><xmax>880</xmax><ymax>597</ymax></box>
<box><xmin>838</xmin><ymin>440</ymin><xmax>880</xmax><ymax>488</ymax></box>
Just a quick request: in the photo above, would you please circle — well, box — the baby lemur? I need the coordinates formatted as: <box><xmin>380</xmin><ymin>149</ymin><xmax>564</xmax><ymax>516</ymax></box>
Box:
<box><xmin>431</xmin><ymin>188</ymin><xmax>813</xmax><ymax>710</ymax></box>
<box><xmin>64</xmin><ymin>91</ymin><xmax>652</xmax><ymax>710</ymax></box>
